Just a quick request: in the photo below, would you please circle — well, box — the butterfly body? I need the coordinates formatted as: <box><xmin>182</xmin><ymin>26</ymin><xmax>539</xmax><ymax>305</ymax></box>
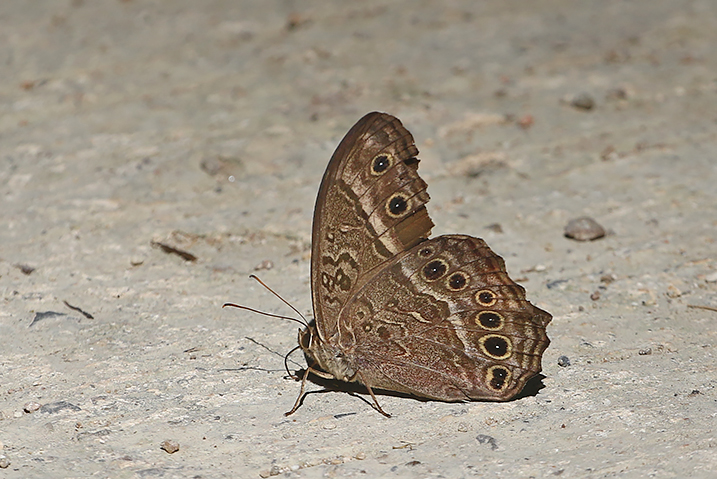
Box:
<box><xmin>294</xmin><ymin>112</ymin><xmax>552</xmax><ymax>413</ymax></box>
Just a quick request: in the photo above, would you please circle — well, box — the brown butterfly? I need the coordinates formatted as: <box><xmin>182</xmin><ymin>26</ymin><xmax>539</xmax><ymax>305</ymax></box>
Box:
<box><xmin>230</xmin><ymin>112</ymin><xmax>551</xmax><ymax>417</ymax></box>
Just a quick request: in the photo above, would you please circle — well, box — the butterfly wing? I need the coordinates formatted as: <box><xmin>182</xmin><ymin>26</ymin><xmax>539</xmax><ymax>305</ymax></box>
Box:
<box><xmin>338</xmin><ymin>234</ymin><xmax>552</xmax><ymax>401</ymax></box>
<box><xmin>311</xmin><ymin>112</ymin><xmax>434</xmax><ymax>342</ymax></box>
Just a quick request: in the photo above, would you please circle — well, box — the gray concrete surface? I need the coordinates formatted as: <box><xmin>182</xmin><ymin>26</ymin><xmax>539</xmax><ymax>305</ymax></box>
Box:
<box><xmin>1</xmin><ymin>1</ymin><xmax>716</xmax><ymax>477</ymax></box>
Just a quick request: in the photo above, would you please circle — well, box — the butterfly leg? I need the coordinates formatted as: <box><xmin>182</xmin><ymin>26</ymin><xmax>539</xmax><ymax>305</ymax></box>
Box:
<box><xmin>285</xmin><ymin>368</ymin><xmax>391</xmax><ymax>417</ymax></box>
<box><xmin>285</xmin><ymin>366</ymin><xmax>334</xmax><ymax>416</ymax></box>
<box><xmin>357</xmin><ymin>370</ymin><xmax>391</xmax><ymax>418</ymax></box>
<box><xmin>285</xmin><ymin>367</ymin><xmax>312</xmax><ymax>416</ymax></box>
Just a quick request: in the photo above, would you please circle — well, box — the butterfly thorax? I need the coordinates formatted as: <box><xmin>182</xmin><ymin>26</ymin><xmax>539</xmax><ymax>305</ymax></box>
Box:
<box><xmin>298</xmin><ymin>325</ymin><xmax>359</xmax><ymax>383</ymax></box>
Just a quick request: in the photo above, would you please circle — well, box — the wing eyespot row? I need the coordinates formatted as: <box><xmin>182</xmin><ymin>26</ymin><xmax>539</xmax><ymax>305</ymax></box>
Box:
<box><xmin>417</xmin><ymin>245</ymin><xmax>434</xmax><ymax>258</ymax></box>
<box><xmin>421</xmin><ymin>259</ymin><xmax>449</xmax><ymax>282</ymax></box>
<box><xmin>446</xmin><ymin>271</ymin><xmax>469</xmax><ymax>291</ymax></box>
<box><xmin>486</xmin><ymin>365</ymin><xmax>512</xmax><ymax>392</ymax></box>
<box><xmin>476</xmin><ymin>289</ymin><xmax>498</xmax><ymax>307</ymax></box>
<box><xmin>370</xmin><ymin>153</ymin><xmax>394</xmax><ymax>176</ymax></box>
<box><xmin>385</xmin><ymin>193</ymin><xmax>410</xmax><ymax>218</ymax></box>
<box><xmin>479</xmin><ymin>334</ymin><xmax>512</xmax><ymax>360</ymax></box>
<box><xmin>474</xmin><ymin>311</ymin><xmax>504</xmax><ymax>331</ymax></box>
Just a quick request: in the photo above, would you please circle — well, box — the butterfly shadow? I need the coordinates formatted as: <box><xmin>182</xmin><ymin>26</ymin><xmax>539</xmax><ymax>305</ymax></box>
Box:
<box><xmin>287</xmin><ymin>369</ymin><xmax>548</xmax><ymax>414</ymax></box>
<box><xmin>513</xmin><ymin>373</ymin><xmax>548</xmax><ymax>400</ymax></box>
<box><xmin>287</xmin><ymin>368</ymin><xmax>430</xmax><ymax>414</ymax></box>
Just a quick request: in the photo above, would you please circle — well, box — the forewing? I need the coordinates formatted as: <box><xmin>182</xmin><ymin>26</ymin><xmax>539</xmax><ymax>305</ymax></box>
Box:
<box><xmin>311</xmin><ymin>112</ymin><xmax>434</xmax><ymax>340</ymax></box>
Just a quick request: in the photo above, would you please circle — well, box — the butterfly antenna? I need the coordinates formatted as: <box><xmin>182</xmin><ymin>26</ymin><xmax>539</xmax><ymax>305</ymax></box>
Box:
<box><xmin>221</xmin><ymin>275</ymin><xmax>309</xmax><ymax>328</ymax></box>
<box><xmin>221</xmin><ymin>303</ymin><xmax>307</xmax><ymax>328</ymax></box>
<box><xmin>249</xmin><ymin>274</ymin><xmax>309</xmax><ymax>326</ymax></box>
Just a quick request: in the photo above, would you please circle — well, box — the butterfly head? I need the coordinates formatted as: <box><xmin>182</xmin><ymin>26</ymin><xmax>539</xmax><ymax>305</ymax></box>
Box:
<box><xmin>297</xmin><ymin>321</ymin><xmax>359</xmax><ymax>383</ymax></box>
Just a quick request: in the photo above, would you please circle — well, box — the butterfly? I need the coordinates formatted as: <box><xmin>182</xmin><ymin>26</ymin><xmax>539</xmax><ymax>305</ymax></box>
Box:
<box><xmin>229</xmin><ymin>112</ymin><xmax>551</xmax><ymax>417</ymax></box>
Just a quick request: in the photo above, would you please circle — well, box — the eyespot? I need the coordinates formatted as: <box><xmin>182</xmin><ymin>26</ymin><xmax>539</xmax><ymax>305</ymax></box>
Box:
<box><xmin>475</xmin><ymin>311</ymin><xmax>504</xmax><ymax>331</ymax></box>
<box><xmin>479</xmin><ymin>334</ymin><xmax>512</xmax><ymax>360</ymax></box>
<box><xmin>422</xmin><ymin>259</ymin><xmax>448</xmax><ymax>281</ymax></box>
<box><xmin>386</xmin><ymin>194</ymin><xmax>409</xmax><ymax>217</ymax></box>
<box><xmin>371</xmin><ymin>153</ymin><xmax>393</xmax><ymax>175</ymax></box>
<box><xmin>486</xmin><ymin>365</ymin><xmax>512</xmax><ymax>392</ymax></box>
<box><xmin>475</xmin><ymin>289</ymin><xmax>498</xmax><ymax>307</ymax></box>
<box><xmin>418</xmin><ymin>246</ymin><xmax>433</xmax><ymax>258</ymax></box>
<box><xmin>446</xmin><ymin>272</ymin><xmax>469</xmax><ymax>291</ymax></box>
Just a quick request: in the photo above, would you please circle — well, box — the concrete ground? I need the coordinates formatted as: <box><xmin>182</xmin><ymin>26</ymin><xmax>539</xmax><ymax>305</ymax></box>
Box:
<box><xmin>1</xmin><ymin>1</ymin><xmax>716</xmax><ymax>477</ymax></box>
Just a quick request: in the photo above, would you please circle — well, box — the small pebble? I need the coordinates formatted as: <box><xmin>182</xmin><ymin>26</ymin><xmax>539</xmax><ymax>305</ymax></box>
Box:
<box><xmin>129</xmin><ymin>257</ymin><xmax>145</xmax><ymax>267</ymax></box>
<box><xmin>15</xmin><ymin>263</ymin><xmax>35</xmax><ymax>275</ymax></box>
<box><xmin>23</xmin><ymin>402</ymin><xmax>41</xmax><ymax>413</ymax></box>
<box><xmin>606</xmin><ymin>87</ymin><xmax>627</xmax><ymax>100</ymax></box>
<box><xmin>557</xmin><ymin>356</ymin><xmax>571</xmax><ymax>367</ymax></box>
<box><xmin>517</xmin><ymin>114</ymin><xmax>534</xmax><ymax>129</ymax></box>
<box><xmin>704</xmin><ymin>271</ymin><xmax>717</xmax><ymax>283</ymax></box>
<box><xmin>590</xmin><ymin>291</ymin><xmax>601</xmax><ymax>301</ymax></box>
<box><xmin>0</xmin><ymin>456</ymin><xmax>10</xmax><ymax>469</ymax></box>
<box><xmin>639</xmin><ymin>348</ymin><xmax>652</xmax><ymax>355</ymax></box>
<box><xmin>666</xmin><ymin>284</ymin><xmax>682</xmax><ymax>298</ymax></box>
<box><xmin>286</xmin><ymin>12</ymin><xmax>310</xmax><ymax>31</ymax></box>
<box><xmin>600</xmin><ymin>145</ymin><xmax>618</xmax><ymax>161</ymax></box>
<box><xmin>571</xmin><ymin>92</ymin><xmax>595</xmax><ymax>110</ymax></box>
<box><xmin>160</xmin><ymin>440</ymin><xmax>180</xmax><ymax>454</ymax></box>
<box><xmin>486</xmin><ymin>223</ymin><xmax>503</xmax><ymax>234</ymax></box>
<box><xmin>564</xmin><ymin>217</ymin><xmax>606</xmax><ymax>241</ymax></box>
<box><xmin>254</xmin><ymin>260</ymin><xmax>274</xmax><ymax>271</ymax></box>
<box><xmin>476</xmin><ymin>434</ymin><xmax>498</xmax><ymax>450</ymax></box>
